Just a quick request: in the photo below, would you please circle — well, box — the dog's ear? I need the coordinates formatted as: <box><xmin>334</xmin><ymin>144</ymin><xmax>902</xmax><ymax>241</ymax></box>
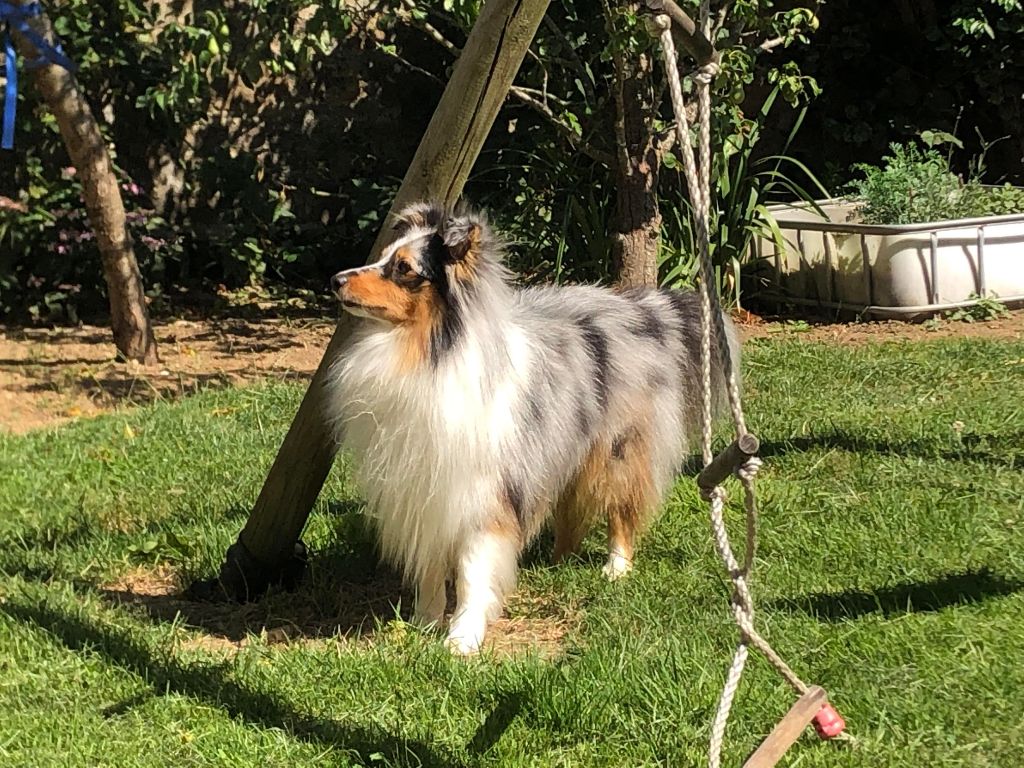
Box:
<box><xmin>440</xmin><ymin>211</ymin><xmax>485</xmax><ymax>264</ymax></box>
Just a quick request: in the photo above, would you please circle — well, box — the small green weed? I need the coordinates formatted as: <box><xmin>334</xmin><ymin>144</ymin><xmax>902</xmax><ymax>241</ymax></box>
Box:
<box><xmin>125</xmin><ymin>531</ymin><xmax>192</xmax><ymax>564</ymax></box>
<box><xmin>768</xmin><ymin>318</ymin><xmax>813</xmax><ymax>333</ymax></box>
<box><xmin>944</xmin><ymin>294</ymin><xmax>1011</xmax><ymax>323</ymax></box>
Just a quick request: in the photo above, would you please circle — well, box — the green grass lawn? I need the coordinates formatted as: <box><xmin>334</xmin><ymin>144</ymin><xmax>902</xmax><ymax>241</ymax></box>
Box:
<box><xmin>1</xmin><ymin>334</ymin><xmax>1023</xmax><ymax>767</ymax></box>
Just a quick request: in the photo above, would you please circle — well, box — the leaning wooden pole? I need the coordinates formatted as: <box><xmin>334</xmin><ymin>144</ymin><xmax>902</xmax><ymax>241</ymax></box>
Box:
<box><xmin>193</xmin><ymin>0</ymin><xmax>552</xmax><ymax>600</ymax></box>
<box><xmin>10</xmin><ymin>0</ymin><xmax>159</xmax><ymax>364</ymax></box>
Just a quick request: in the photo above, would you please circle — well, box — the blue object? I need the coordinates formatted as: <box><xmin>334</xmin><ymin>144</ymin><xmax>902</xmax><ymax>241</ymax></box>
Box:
<box><xmin>1</xmin><ymin>1</ymin><xmax>76</xmax><ymax>150</ymax></box>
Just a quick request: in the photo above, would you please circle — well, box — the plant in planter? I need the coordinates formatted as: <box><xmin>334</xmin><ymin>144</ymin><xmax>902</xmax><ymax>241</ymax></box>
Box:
<box><xmin>755</xmin><ymin>138</ymin><xmax>1024</xmax><ymax>317</ymax></box>
<box><xmin>846</xmin><ymin>141</ymin><xmax>1024</xmax><ymax>225</ymax></box>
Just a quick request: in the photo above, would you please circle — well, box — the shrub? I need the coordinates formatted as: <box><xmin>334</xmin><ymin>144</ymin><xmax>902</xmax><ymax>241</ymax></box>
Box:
<box><xmin>847</xmin><ymin>141</ymin><xmax>1024</xmax><ymax>224</ymax></box>
<box><xmin>0</xmin><ymin>159</ymin><xmax>181</xmax><ymax>322</ymax></box>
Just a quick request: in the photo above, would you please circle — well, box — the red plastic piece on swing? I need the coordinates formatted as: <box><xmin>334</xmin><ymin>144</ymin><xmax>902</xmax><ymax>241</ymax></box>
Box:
<box><xmin>813</xmin><ymin>704</ymin><xmax>845</xmax><ymax>739</ymax></box>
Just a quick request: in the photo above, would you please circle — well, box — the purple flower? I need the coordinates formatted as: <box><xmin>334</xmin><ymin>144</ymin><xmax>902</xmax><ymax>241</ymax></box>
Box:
<box><xmin>55</xmin><ymin>244</ymin><xmax>69</xmax><ymax>255</ymax></box>
<box><xmin>140</xmin><ymin>235</ymin><xmax>166</xmax><ymax>249</ymax></box>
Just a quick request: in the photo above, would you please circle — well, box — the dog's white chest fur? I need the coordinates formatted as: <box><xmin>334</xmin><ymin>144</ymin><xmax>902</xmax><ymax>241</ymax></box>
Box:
<box><xmin>327</xmin><ymin>322</ymin><xmax>531</xmax><ymax>580</ymax></box>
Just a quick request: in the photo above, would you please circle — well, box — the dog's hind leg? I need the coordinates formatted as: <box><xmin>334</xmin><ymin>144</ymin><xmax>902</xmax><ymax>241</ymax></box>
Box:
<box><xmin>551</xmin><ymin>490</ymin><xmax>595</xmax><ymax>564</ymax></box>
<box><xmin>446</xmin><ymin>516</ymin><xmax>519</xmax><ymax>655</ymax></box>
<box><xmin>603</xmin><ymin>425</ymin><xmax>661</xmax><ymax>580</ymax></box>
<box><xmin>564</xmin><ymin>425</ymin><xmax>659</xmax><ymax>580</ymax></box>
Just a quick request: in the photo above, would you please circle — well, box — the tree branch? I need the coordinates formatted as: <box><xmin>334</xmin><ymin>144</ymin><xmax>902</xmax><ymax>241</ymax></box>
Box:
<box><xmin>757</xmin><ymin>35</ymin><xmax>788</xmax><ymax>53</ymax></box>
<box><xmin>508</xmin><ymin>86</ymin><xmax>614</xmax><ymax>167</ymax></box>
<box><xmin>541</xmin><ymin>15</ymin><xmax>595</xmax><ymax>100</ymax></box>
<box><xmin>712</xmin><ymin>0</ymin><xmax>734</xmax><ymax>37</ymax></box>
<box><xmin>397</xmin><ymin>0</ymin><xmax>611</xmax><ymax>167</ymax></box>
<box><xmin>400</xmin><ymin>0</ymin><xmax>461</xmax><ymax>56</ymax></box>
<box><xmin>376</xmin><ymin>42</ymin><xmax>446</xmax><ymax>86</ymax></box>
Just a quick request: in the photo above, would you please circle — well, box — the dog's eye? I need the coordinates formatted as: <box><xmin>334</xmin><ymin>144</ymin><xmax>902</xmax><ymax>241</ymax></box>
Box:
<box><xmin>395</xmin><ymin>261</ymin><xmax>412</xmax><ymax>276</ymax></box>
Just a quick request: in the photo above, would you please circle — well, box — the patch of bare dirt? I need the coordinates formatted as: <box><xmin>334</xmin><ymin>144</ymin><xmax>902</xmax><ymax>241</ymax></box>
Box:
<box><xmin>0</xmin><ymin>317</ymin><xmax>335</xmax><ymax>433</ymax></box>
<box><xmin>4</xmin><ymin>309</ymin><xmax>1023</xmax><ymax>434</ymax></box>
<box><xmin>735</xmin><ymin>308</ymin><xmax>1024</xmax><ymax>344</ymax></box>
<box><xmin>100</xmin><ymin>565</ymin><xmax>577</xmax><ymax>659</ymax></box>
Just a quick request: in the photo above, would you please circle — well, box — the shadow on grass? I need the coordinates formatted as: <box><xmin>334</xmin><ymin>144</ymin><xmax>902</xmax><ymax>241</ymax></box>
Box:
<box><xmin>100</xmin><ymin>512</ymin><xmax>410</xmax><ymax>644</ymax></box>
<box><xmin>468</xmin><ymin>690</ymin><xmax>524</xmax><ymax>756</ymax></box>
<box><xmin>759</xmin><ymin>429</ymin><xmax>1022</xmax><ymax>469</ymax></box>
<box><xmin>770</xmin><ymin>568</ymin><xmax>1024</xmax><ymax>621</ymax></box>
<box><xmin>0</xmin><ymin>597</ymin><xmax>468</xmax><ymax>767</ymax></box>
<box><xmin>21</xmin><ymin>370</ymin><xmax>239</xmax><ymax>408</ymax></box>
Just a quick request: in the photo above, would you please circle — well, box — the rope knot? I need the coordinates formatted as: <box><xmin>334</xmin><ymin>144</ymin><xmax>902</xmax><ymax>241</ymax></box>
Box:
<box><xmin>694</xmin><ymin>61</ymin><xmax>720</xmax><ymax>85</ymax></box>
<box><xmin>736</xmin><ymin>456</ymin><xmax>762</xmax><ymax>484</ymax></box>
<box><xmin>644</xmin><ymin>13</ymin><xmax>672</xmax><ymax>38</ymax></box>
<box><xmin>702</xmin><ymin>485</ymin><xmax>727</xmax><ymax>503</ymax></box>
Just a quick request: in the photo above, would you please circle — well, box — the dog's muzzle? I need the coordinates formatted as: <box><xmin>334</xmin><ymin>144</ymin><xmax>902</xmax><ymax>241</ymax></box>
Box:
<box><xmin>330</xmin><ymin>272</ymin><xmax>349</xmax><ymax>297</ymax></box>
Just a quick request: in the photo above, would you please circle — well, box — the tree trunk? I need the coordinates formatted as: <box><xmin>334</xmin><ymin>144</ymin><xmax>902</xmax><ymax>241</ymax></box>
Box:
<box><xmin>11</xmin><ymin>0</ymin><xmax>158</xmax><ymax>364</ymax></box>
<box><xmin>611</xmin><ymin>44</ymin><xmax>662</xmax><ymax>289</ymax></box>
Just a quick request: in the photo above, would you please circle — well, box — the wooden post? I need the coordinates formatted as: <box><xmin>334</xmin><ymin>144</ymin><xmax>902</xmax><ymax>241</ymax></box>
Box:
<box><xmin>191</xmin><ymin>0</ymin><xmax>552</xmax><ymax>601</ymax></box>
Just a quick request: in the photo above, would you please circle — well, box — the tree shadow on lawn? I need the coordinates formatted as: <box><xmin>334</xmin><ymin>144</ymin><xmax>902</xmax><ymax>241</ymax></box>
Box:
<box><xmin>101</xmin><ymin>501</ymin><xmax>410</xmax><ymax>646</ymax></box>
<box><xmin>758</xmin><ymin>429</ymin><xmax>1022</xmax><ymax>469</ymax></box>
<box><xmin>1</xmin><ymin>500</ymin><xmax>532</xmax><ymax>762</ymax></box>
<box><xmin>96</xmin><ymin>502</ymin><xmax>576</xmax><ymax>657</ymax></box>
<box><xmin>0</xmin><ymin>597</ymin><xmax>474</xmax><ymax>768</ymax></box>
<box><xmin>770</xmin><ymin>567</ymin><xmax>1024</xmax><ymax>622</ymax></box>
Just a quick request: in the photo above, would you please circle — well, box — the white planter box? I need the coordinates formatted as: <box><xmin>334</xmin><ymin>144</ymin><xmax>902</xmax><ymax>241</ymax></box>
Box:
<box><xmin>755</xmin><ymin>199</ymin><xmax>1024</xmax><ymax>318</ymax></box>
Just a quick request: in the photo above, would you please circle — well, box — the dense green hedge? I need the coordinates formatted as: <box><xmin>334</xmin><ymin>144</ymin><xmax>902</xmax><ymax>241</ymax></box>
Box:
<box><xmin>1</xmin><ymin>0</ymin><xmax>1021</xmax><ymax>322</ymax></box>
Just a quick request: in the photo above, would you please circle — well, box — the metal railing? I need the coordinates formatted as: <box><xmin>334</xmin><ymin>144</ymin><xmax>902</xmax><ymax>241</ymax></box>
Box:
<box><xmin>757</xmin><ymin>201</ymin><xmax>1024</xmax><ymax>318</ymax></box>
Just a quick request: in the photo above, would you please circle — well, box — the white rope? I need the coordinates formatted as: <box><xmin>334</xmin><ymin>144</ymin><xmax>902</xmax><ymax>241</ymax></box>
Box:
<box><xmin>648</xmin><ymin>14</ymin><xmax>811</xmax><ymax>768</ymax></box>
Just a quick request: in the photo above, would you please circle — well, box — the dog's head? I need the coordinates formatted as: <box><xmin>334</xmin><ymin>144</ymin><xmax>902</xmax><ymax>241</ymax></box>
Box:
<box><xmin>329</xmin><ymin>202</ymin><xmax>497</xmax><ymax>326</ymax></box>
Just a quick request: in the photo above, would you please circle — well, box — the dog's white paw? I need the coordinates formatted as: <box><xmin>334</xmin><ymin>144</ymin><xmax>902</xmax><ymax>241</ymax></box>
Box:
<box><xmin>602</xmin><ymin>552</ymin><xmax>633</xmax><ymax>581</ymax></box>
<box><xmin>444</xmin><ymin>632</ymin><xmax>482</xmax><ymax>656</ymax></box>
<box><xmin>445</xmin><ymin>615</ymin><xmax>486</xmax><ymax>655</ymax></box>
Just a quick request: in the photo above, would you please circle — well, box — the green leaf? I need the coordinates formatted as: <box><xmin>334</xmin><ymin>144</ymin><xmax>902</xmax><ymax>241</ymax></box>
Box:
<box><xmin>919</xmin><ymin>129</ymin><xmax>963</xmax><ymax>149</ymax></box>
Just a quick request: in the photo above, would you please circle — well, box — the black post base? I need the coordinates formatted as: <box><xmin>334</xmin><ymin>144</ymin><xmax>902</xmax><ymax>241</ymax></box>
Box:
<box><xmin>186</xmin><ymin>538</ymin><xmax>308</xmax><ymax>603</ymax></box>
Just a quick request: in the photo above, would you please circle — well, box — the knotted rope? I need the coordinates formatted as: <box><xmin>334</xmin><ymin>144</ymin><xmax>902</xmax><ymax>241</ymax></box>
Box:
<box><xmin>646</xmin><ymin>13</ymin><xmax>817</xmax><ymax>768</ymax></box>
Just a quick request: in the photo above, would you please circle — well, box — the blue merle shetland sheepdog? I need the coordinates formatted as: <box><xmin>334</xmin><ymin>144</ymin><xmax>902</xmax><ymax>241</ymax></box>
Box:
<box><xmin>326</xmin><ymin>202</ymin><xmax>738</xmax><ymax>654</ymax></box>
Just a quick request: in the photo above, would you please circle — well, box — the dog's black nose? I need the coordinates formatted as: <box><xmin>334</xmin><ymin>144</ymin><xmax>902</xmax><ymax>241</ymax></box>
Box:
<box><xmin>330</xmin><ymin>273</ymin><xmax>348</xmax><ymax>293</ymax></box>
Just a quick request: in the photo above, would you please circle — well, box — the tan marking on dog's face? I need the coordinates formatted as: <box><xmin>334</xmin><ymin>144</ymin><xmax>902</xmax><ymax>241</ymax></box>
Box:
<box><xmin>393</xmin><ymin>246</ymin><xmax>415</xmax><ymax>268</ymax></box>
<box><xmin>395</xmin><ymin>282</ymin><xmax>445</xmax><ymax>372</ymax></box>
<box><xmin>341</xmin><ymin>270</ymin><xmax>412</xmax><ymax>324</ymax></box>
<box><xmin>336</xmin><ymin>234</ymin><xmax>451</xmax><ymax>373</ymax></box>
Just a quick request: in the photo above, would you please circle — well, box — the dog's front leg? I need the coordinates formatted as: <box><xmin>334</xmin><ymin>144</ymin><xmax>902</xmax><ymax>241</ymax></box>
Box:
<box><xmin>446</xmin><ymin>522</ymin><xmax>518</xmax><ymax>655</ymax></box>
